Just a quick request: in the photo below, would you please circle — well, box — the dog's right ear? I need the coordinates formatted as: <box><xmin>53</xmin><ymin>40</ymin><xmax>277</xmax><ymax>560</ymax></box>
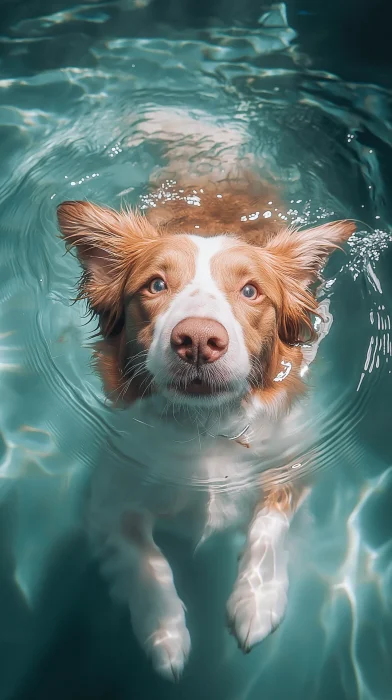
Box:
<box><xmin>57</xmin><ymin>200</ymin><xmax>158</xmax><ymax>335</ymax></box>
<box><xmin>57</xmin><ymin>200</ymin><xmax>158</xmax><ymax>280</ymax></box>
<box><xmin>58</xmin><ymin>200</ymin><xmax>121</xmax><ymax>280</ymax></box>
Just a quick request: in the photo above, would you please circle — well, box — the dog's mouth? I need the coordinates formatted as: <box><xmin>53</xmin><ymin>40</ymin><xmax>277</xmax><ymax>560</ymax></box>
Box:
<box><xmin>169</xmin><ymin>375</ymin><xmax>229</xmax><ymax>397</ymax></box>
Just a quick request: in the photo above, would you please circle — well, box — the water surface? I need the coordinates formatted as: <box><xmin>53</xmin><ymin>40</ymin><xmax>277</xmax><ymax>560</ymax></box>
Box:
<box><xmin>0</xmin><ymin>2</ymin><xmax>392</xmax><ymax>699</ymax></box>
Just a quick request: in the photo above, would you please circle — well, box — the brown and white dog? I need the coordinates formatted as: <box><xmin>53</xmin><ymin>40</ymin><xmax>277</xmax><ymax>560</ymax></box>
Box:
<box><xmin>57</xmin><ymin>176</ymin><xmax>354</xmax><ymax>681</ymax></box>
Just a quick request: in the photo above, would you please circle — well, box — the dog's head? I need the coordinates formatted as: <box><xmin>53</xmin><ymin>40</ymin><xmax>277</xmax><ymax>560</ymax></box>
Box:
<box><xmin>57</xmin><ymin>200</ymin><xmax>354</xmax><ymax>409</ymax></box>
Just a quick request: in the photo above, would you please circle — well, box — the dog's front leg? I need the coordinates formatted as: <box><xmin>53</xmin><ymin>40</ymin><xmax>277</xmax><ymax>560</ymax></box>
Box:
<box><xmin>227</xmin><ymin>484</ymin><xmax>307</xmax><ymax>653</ymax></box>
<box><xmin>99</xmin><ymin>511</ymin><xmax>190</xmax><ymax>681</ymax></box>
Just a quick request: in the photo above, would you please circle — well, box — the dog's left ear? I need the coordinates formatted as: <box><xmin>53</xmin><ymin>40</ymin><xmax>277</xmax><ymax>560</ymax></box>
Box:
<box><xmin>263</xmin><ymin>220</ymin><xmax>355</xmax><ymax>344</ymax></box>
<box><xmin>264</xmin><ymin>220</ymin><xmax>355</xmax><ymax>287</ymax></box>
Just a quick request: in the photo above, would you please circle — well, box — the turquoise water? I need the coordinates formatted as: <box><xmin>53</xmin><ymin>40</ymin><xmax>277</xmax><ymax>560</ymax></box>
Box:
<box><xmin>1</xmin><ymin>2</ymin><xmax>392</xmax><ymax>698</ymax></box>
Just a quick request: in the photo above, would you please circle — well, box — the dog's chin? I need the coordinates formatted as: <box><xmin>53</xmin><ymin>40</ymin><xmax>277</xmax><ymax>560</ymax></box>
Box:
<box><xmin>159</xmin><ymin>376</ymin><xmax>247</xmax><ymax>409</ymax></box>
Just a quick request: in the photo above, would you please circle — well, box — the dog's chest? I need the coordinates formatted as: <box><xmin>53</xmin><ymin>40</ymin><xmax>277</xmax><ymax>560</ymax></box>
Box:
<box><xmin>89</xmin><ymin>398</ymin><xmax>306</xmax><ymax>541</ymax></box>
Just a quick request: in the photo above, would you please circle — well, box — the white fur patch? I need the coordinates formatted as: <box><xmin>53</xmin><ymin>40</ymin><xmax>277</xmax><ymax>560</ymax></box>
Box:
<box><xmin>98</xmin><ymin>527</ymin><xmax>190</xmax><ymax>682</ymax></box>
<box><xmin>227</xmin><ymin>506</ymin><xmax>290</xmax><ymax>651</ymax></box>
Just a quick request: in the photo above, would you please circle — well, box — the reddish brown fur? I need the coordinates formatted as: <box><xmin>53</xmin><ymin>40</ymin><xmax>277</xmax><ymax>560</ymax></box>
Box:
<box><xmin>147</xmin><ymin>176</ymin><xmax>282</xmax><ymax>244</ymax></box>
<box><xmin>262</xmin><ymin>483</ymin><xmax>305</xmax><ymax>514</ymax></box>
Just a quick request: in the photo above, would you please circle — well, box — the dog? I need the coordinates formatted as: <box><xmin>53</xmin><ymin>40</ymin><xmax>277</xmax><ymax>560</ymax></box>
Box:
<box><xmin>57</xmin><ymin>175</ymin><xmax>354</xmax><ymax>681</ymax></box>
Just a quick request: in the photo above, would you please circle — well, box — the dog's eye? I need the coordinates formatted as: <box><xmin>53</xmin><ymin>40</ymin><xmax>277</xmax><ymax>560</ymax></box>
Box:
<box><xmin>241</xmin><ymin>284</ymin><xmax>258</xmax><ymax>299</ymax></box>
<box><xmin>149</xmin><ymin>277</ymin><xmax>167</xmax><ymax>294</ymax></box>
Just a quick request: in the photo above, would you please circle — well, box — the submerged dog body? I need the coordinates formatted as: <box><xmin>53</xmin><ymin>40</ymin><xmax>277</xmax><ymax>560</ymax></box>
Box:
<box><xmin>58</xmin><ymin>178</ymin><xmax>353</xmax><ymax>680</ymax></box>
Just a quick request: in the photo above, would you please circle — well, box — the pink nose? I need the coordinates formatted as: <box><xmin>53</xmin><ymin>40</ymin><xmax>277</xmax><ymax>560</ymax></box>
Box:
<box><xmin>170</xmin><ymin>317</ymin><xmax>229</xmax><ymax>365</ymax></box>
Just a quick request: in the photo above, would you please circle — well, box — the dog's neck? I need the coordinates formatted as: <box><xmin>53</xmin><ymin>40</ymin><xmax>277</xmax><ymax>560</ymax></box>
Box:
<box><xmin>105</xmin><ymin>359</ymin><xmax>311</xmax><ymax>489</ymax></box>
<box><xmin>120</xmin><ymin>377</ymin><xmax>297</xmax><ymax>451</ymax></box>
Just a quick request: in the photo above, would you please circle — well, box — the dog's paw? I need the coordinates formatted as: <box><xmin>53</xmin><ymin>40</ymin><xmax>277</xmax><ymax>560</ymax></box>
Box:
<box><xmin>145</xmin><ymin>613</ymin><xmax>191</xmax><ymax>682</ymax></box>
<box><xmin>226</xmin><ymin>579</ymin><xmax>288</xmax><ymax>653</ymax></box>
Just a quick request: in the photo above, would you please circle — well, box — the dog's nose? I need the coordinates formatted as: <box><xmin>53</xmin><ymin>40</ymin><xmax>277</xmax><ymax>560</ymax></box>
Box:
<box><xmin>170</xmin><ymin>317</ymin><xmax>229</xmax><ymax>365</ymax></box>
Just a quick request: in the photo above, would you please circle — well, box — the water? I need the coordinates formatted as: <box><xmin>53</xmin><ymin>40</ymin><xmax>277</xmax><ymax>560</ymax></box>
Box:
<box><xmin>0</xmin><ymin>1</ymin><xmax>392</xmax><ymax>698</ymax></box>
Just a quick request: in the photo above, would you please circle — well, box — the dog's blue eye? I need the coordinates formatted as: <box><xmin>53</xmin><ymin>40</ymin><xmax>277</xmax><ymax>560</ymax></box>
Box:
<box><xmin>149</xmin><ymin>278</ymin><xmax>167</xmax><ymax>294</ymax></box>
<box><xmin>241</xmin><ymin>284</ymin><xmax>258</xmax><ymax>299</ymax></box>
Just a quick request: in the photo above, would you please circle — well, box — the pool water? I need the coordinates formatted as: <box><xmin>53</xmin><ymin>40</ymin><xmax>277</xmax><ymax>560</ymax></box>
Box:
<box><xmin>1</xmin><ymin>1</ymin><xmax>392</xmax><ymax>699</ymax></box>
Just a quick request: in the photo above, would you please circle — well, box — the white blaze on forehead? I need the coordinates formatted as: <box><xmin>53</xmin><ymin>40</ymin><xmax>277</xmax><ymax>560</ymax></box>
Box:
<box><xmin>188</xmin><ymin>234</ymin><xmax>234</xmax><ymax>294</ymax></box>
